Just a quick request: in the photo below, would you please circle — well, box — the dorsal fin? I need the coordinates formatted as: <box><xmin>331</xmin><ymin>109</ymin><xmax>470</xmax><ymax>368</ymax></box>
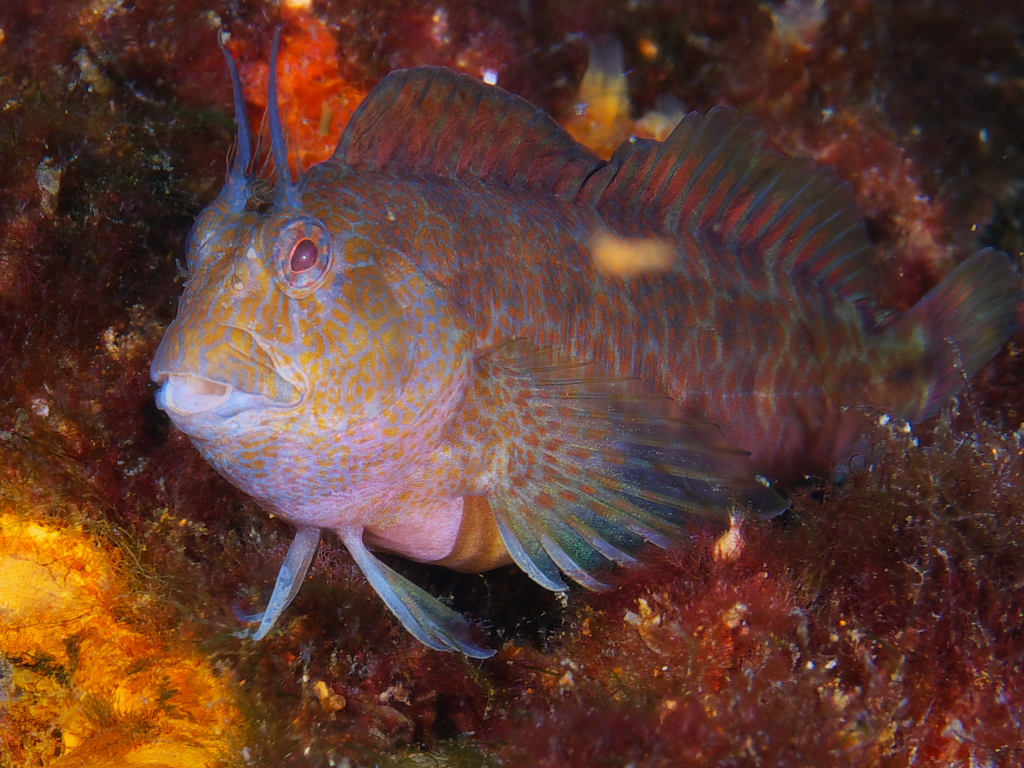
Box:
<box><xmin>336</xmin><ymin>71</ymin><xmax>873</xmax><ymax>302</ymax></box>
<box><xmin>333</xmin><ymin>66</ymin><xmax>602</xmax><ymax>198</ymax></box>
<box><xmin>577</xmin><ymin>107</ymin><xmax>875</xmax><ymax>304</ymax></box>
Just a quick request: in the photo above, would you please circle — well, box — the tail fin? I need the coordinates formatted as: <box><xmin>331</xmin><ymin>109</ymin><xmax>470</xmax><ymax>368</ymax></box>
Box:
<box><xmin>897</xmin><ymin>248</ymin><xmax>1020</xmax><ymax>421</ymax></box>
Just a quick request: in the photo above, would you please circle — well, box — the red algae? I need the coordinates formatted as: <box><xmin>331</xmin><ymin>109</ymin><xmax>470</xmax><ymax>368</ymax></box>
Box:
<box><xmin>1</xmin><ymin>0</ymin><xmax>1023</xmax><ymax>766</ymax></box>
<box><xmin>229</xmin><ymin>10</ymin><xmax>368</xmax><ymax>174</ymax></box>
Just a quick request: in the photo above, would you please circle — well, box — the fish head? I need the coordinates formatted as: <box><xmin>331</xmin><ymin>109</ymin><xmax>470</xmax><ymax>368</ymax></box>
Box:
<box><xmin>150</xmin><ymin>34</ymin><xmax>471</xmax><ymax>519</ymax></box>
<box><xmin>151</xmin><ymin>204</ymin><xmax>337</xmax><ymax>431</ymax></box>
<box><xmin>152</xmin><ymin>194</ymin><xmax>467</xmax><ymax>422</ymax></box>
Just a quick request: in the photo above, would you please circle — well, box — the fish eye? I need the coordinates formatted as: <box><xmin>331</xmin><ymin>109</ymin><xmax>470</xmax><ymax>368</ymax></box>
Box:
<box><xmin>270</xmin><ymin>215</ymin><xmax>333</xmax><ymax>297</ymax></box>
<box><xmin>289</xmin><ymin>239</ymin><xmax>319</xmax><ymax>273</ymax></box>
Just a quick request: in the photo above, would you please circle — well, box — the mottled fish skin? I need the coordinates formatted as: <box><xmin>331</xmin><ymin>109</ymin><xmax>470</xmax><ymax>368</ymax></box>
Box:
<box><xmin>151</xmin><ymin>39</ymin><xmax>1019</xmax><ymax>657</ymax></box>
<box><xmin>302</xmin><ymin>163</ymin><xmax>876</xmax><ymax>484</ymax></box>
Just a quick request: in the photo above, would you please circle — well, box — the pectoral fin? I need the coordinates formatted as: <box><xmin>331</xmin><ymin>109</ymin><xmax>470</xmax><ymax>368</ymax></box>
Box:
<box><xmin>236</xmin><ymin>526</ymin><xmax>321</xmax><ymax>640</ymax></box>
<box><xmin>343</xmin><ymin>532</ymin><xmax>495</xmax><ymax>659</ymax></box>
<box><xmin>474</xmin><ymin>341</ymin><xmax>784</xmax><ymax>593</ymax></box>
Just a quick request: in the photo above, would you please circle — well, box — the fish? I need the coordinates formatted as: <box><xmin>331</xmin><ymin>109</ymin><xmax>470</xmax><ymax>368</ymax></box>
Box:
<box><xmin>151</xmin><ymin>33</ymin><xmax>1020</xmax><ymax>659</ymax></box>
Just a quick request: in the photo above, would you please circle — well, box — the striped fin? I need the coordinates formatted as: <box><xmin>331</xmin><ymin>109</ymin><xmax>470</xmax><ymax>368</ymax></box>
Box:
<box><xmin>333</xmin><ymin>67</ymin><xmax>602</xmax><ymax>198</ymax></box>
<box><xmin>335</xmin><ymin>69</ymin><xmax>870</xmax><ymax>299</ymax></box>
<box><xmin>480</xmin><ymin>342</ymin><xmax>784</xmax><ymax>593</ymax></box>
<box><xmin>577</xmin><ymin>107</ymin><xmax>875</xmax><ymax>304</ymax></box>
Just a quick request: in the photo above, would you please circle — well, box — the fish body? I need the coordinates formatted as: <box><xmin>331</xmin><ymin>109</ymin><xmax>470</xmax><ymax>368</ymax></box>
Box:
<box><xmin>298</xmin><ymin>164</ymin><xmax>875</xmax><ymax>484</ymax></box>
<box><xmin>151</xmin><ymin>42</ymin><xmax>1019</xmax><ymax>657</ymax></box>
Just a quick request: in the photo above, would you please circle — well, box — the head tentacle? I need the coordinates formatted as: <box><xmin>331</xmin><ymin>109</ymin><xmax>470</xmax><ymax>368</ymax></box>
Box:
<box><xmin>217</xmin><ymin>32</ymin><xmax>254</xmax><ymax>212</ymax></box>
<box><xmin>268</xmin><ymin>29</ymin><xmax>302</xmax><ymax>209</ymax></box>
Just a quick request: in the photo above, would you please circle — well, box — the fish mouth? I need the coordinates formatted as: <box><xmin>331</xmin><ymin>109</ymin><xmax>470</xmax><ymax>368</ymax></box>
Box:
<box><xmin>154</xmin><ymin>373</ymin><xmax>296</xmax><ymax>419</ymax></box>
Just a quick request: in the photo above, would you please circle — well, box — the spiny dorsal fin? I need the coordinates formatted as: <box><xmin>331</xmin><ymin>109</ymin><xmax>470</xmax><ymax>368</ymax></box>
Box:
<box><xmin>333</xmin><ymin>67</ymin><xmax>602</xmax><ymax>198</ymax></box>
<box><xmin>577</xmin><ymin>107</ymin><xmax>875</xmax><ymax>304</ymax></box>
<box><xmin>337</xmin><ymin>71</ymin><xmax>873</xmax><ymax>301</ymax></box>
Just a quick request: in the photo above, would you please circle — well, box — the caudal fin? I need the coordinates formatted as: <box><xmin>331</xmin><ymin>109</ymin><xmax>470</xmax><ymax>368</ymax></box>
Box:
<box><xmin>900</xmin><ymin>248</ymin><xmax>1020</xmax><ymax>421</ymax></box>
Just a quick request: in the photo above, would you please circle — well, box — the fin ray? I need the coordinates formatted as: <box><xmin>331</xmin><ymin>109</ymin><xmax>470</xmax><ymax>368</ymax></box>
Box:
<box><xmin>237</xmin><ymin>526</ymin><xmax>321</xmax><ymax>640</ymax></box>
<box><xmin>491</xmin><ymin>508</ymin><xmax>568</xmax><ymax>592</ymax></box>
<box><xmin>343</xmin><ymin>533</ymin><xmax>494</xmax><ymax>659</ymax></box>
<box><xmin>334</xmin><ymin>67</ymin><xmax>601</xmax><ymax>198</ymax></box>
<box><xmin>577</xmin><ymin>107</ymin><xmax>875</xmax><ymax>305</ymax></box>
<box><xmin>540</xmin><ymin>470</ymin><xmax>660</xmax><ymax>559</ymax></box>
<box><xmin>477</xmin><ymin>341</ymin><xmax>784</xmax><ymax>592</ymax></box>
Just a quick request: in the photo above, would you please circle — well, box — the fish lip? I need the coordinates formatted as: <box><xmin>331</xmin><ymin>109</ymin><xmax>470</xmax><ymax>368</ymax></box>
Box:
<box><xmin>154</xmin><ymin>372</ymin><xmax>300</xmax><ymax>419</ymax></box>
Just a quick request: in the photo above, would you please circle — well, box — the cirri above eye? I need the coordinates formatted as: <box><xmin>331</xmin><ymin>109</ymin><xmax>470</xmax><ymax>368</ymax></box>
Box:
<box><xmin>290</xmin><ymin>238</ymin><xmax>319</xmax><ymax>273</ymax></box>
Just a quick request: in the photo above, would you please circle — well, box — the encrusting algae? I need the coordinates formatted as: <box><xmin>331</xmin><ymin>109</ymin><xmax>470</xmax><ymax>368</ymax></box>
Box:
<box><xmin>0</xmin><ymin>510</ymin><xmax>242</xmax><ymax>768</ymax></box>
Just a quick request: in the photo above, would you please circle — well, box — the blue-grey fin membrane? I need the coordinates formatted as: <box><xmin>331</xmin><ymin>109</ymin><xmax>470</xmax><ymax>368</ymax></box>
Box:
<box><xmin>236</xmin><ymin>526</ymin><xmax>321</xmax><ymax>640</ymax></box>
<box><xmin>480</xmin><ymin>341</ymin><xmax>785</xmax><ymax>593</ymax></box>
<box><xmin>343</xmin><ymin>532</ymin><xmax>495</xmax><ymax>659</ymax></box>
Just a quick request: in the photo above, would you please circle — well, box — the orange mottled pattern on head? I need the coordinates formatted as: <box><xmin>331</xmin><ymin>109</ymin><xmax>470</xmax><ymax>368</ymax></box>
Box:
<box><xmin>153</xmin><ymin>169</ymin><xmax>472</xmax><ymax>526</ymax></box>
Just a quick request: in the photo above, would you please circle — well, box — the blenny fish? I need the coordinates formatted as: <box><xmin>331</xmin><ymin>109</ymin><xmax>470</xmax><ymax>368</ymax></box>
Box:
<box><xmin>151</xmin><ymin>36</ymin><xmax>1019</xmax><ymax>658</ymax></box>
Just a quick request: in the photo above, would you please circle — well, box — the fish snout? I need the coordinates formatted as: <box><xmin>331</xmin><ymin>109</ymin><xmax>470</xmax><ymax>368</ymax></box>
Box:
<box><xmin>151</xmin><ymin>321</ymin><xmax>303</xmax><ymax>425</ymax></box>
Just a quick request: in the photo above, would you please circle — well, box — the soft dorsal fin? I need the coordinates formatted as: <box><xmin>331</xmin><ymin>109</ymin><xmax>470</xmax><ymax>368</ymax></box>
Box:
<box><xmin>333</xmin><ymin>66</ymin><xmax>602</xmax><ymax>198</ymax></box>
<box><xmin>577</xmin><ymin>107</ymin><xmax>875</xmax><ymax>304</ymax></box>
